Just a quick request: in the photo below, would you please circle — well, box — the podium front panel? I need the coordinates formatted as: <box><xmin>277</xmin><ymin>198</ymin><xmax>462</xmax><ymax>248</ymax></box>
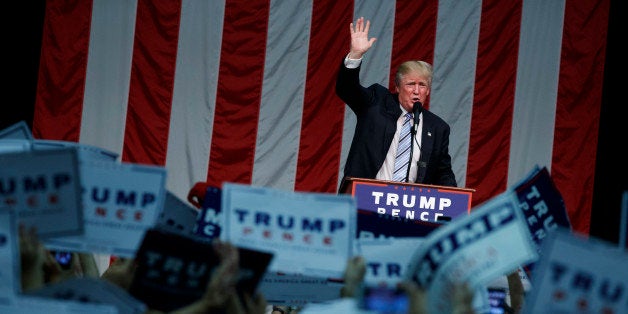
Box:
<box><xmin>344</xmin><ymin>178</ymin><xmax>473</xmax><ymax>238</ymax></box>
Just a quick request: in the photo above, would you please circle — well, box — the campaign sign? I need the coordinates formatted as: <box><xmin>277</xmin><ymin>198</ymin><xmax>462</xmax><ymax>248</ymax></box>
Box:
<box><xmin>45</xmin><ymin>161</ymin><xmax>166</xmax><ymax>257</ymax></box>
<box><xmin>155</xmin><ymin>191</ymin><xmax>199</xmax><ymax>237</ymax></box>
<box><xmin>0</xmin><ymin>209</ymin><xmax>19</xmax><ymax>304</ymax></box>
<box><xmin>257</xmin><ymin>272</ymin><xmax>344</xmax><ymax>307</ymax></box>
<box><xmin>512</xmin><ymin>166</ymin><xmax>571</xmax><ymax>248</ymax></box>
<box><xmin>512</xmin><ymin>166</ymin><xmax>571</xmax><ymax>277</ymax></box>
<box><xmin>405</xmin><ymin>192</ymin><xmax>538</xmax><ymax>314</ymax></box>
<box><xmin>523</xmin><ymin>228</ymin><xmax>628</xmax><ymax>314</ymax></box>
<box><xmin>486</xmin><ymin>266</ymin><xmax>533</xmax><ymax>293</ymax></box>
<box><xmin>352</xmin><ymin>180</ymin><xmax>471</xmax><ymax>238</ymax></box>
<box><xmin>0</xmin><ymin>139</ymin><xmax>32</xmax><ymax>154</ymax></box>
<box><xmin>129</xmin><ymin>228</ymin><xmax>220</xmax><ymax>312</ymax></box>
<box><xmin>32</xmin><ymin>139</ymin><xmax>119</xmax><ymax>162</ymax></box>
<box><xmin>358</xmin><ymin>237</ymin><xmax>424</xmax><ymax>288</ymax></box>
<box><xmin>193</xmin><ymin>185</ymin><xmax>222</xmax><ymax>240</ymax></box>
<box><xmin>0</xmin><ymin>148</ymin><xmax>83</xmax><ymax>238</ymax></box>
<box><xmin>30</xmin><ymin>277</ymin><xmax>147</xmax><ymax>314</ymax></box>
<box><xmin>235</xmin><ymin>247</ymin><xmax>275</xmax><ymax>297</ymax></box>
<box><xmin>0</xmin><ymin>121</ymin><xmax>33</xmax><ymax>140</ymax></box>
<box><xmin>0</xmin><ymin>295</ymin><xmax>119</xmax><ymax>313</ymax></box>
<box><xmin>221</xmin><ymin>183</ymin><xmax>356</xmax><ymax>279</ymax></box>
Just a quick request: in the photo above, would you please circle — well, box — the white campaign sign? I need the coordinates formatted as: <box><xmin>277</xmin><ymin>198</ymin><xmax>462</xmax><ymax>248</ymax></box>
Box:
<box><xmin>0</xmin><ymin>121</ymin><xmax>33</xmax><ymax>140</ymax></box>
<box><xmin>358</xmin><ymin>237</ymin><xmax>424</xmax><ymax>287</ymax></box>
<box><xmin>45</xmin><ymin>161</ymin><xmax>166</xmax><ymax>258</ymax></box>
<box><xmin>0</xmin><ymin>209</ymin><xmax>19</xmax><ymax>304</ymax></box>
<box><xmin>405</xmin><ymin>192</ymin><xmax>538</xmax><ymax>314</ymax></box>
<box><xmin>0</xmin><ymin>148</ymin><xmax>83</xmax><ymax>238</ymax></box>
<box><xmin>221</xmin><ymin>183</ymin><xmax>356</xmax><ymax>279</ymax></box>
<box><xmin>523</xmin><ymin>228</ymin><xmax>628</xmax><ymax>314</ymax></box>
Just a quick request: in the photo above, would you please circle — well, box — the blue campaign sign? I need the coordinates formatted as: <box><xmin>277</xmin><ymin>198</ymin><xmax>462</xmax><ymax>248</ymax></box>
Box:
<box><xmin>513</xmin><ymin>167</ymin><xmax>571</xmax><ymax>248</ymax></box>
<box><xmin>193</xmin><ymin>186</ymin><xmax>222</xmax><ymax>240</ymax></box>
<box><xmin>511</xmin><ymin>166</ymin><xmax>572</xmax><ymax>277</ymax></box>
<box><xmin>350</xmin><ymin>179</ymin><xmax>473</xmax><ymax>238</ymax></box>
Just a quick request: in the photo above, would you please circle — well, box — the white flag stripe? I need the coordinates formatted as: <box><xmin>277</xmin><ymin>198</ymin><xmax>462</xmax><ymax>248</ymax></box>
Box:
<box><xmin>508</xmin><ymin>0</ymin><xmax>565</xmax><ymax>185</ymax></box>
<box><xmin>433</xmin><ymin>0</ymin><xmax>483</xmax><ymax>188</ymax></box>
<box><xmin>253</xmin><ymin>0</ymin><xmax>312</xmax><ymax>190</ymax></box>
<box><xmin>166</xmin><ymin>0</ymin><xmax>224</xmax><ymax>199</ymax></box>
<box><xmin>81</xmin><ymin>0</ymin><xmax>136</xmax><ymax>156</ymax></box>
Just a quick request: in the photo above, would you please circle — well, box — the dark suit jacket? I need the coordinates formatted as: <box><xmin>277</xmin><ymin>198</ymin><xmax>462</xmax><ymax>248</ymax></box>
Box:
<box><xmin>336</xmin><ymin>60</ymin><xmax>457</xmax><ymax>188</ymax></box>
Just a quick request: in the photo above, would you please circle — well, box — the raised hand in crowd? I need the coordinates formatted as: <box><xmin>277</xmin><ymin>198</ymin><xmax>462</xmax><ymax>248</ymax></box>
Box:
<box><xmin>339</xmin><ymin>256</ymin><xmax>366</xmax><ymax>298</ymax></box>
<box><xmin>397</xmin><ymin>280</ymin><xmax>480</xmax><ymax>314</ymax></box>
<box><xmin>395</xmin><ymin>280</ymin><xmax>427</xmax><ymax>314</ymax></box>
<box><xmin>19</xmin><ymin>224</ymin><xmax>47</xmax><ymax>292</ymax></box>
<box><xmin>100</xmin><ymin>257</ymin><xmax>137</xmax><ymax>291</ymax></box>
<box><xmin>76</xmin><ymin>251</ymin><xmax>100</xmax><ymax>278</ymax></box>
<box><xmin>223</xmin><ymin>289</ymin><xmax>268</xmax><ymax>314</ymax></box>
<box><xmin>161</xmin><ymin>240</ymin><xmax>265</xmax><ymax>314</ymax></box>
<box><xmin>19</xmin><ymin>223</ymin><xmax>102</xmax><ymax>292</ymax></box>
<box><xmin>42</xmin><ymin>250</ymin><xmax>77</xmax><ymax>284</ymax></box>
<box><xmin>506</xmin><ymin>270</ymin><xmax>525</xmax><ymax>313</ymax></box>
<box><xmin>451</xmin><ymin>282</ymin><xmax>476</xmax><ymax>314</ymax></box>
<box><xmin>43</xmin><ymin>251</ymin><xmax>98</xmax><ymax>284</ymax></box>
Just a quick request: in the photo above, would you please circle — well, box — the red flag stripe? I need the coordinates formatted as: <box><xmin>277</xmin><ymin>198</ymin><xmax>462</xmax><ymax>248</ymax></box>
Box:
<box><xmin>206</xmin><ymin>0</ymin><xmax>270</xmax><ymax>187</ymax></box>
<box><xmin>295</xmin><ymin>0</ymin><xmax>354</xmax><ymax>192</ymax></box>
<box><xmin>33</xmin><ymin>0</ymin><xmax>93</xmax><ymax>141</ymax></box>
<box><xmin>552</xmin><ymin>0</ymin><xmax>609</xmax><ymax>233</ymax></box>
<box><xmin>122</xmin><ymin>0</ymin><xmax>181</xmax><ymax>166</ymax></box>
<box><xmin>467</xmin><ymin>0</ymin><xmax>522</xmax><ymax>206</ymax></box>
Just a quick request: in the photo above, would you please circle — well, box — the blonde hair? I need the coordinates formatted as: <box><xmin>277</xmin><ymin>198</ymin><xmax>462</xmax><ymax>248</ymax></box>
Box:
<box><xmin>395</xmin><ymin>60</ymin><xmax>433</xmax><ymax>88</ymax></box>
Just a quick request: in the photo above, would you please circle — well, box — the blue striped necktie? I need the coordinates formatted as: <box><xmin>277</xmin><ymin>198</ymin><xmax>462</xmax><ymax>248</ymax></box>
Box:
<box><xmin>393</xmin><ymin>113</ymin><xmax>413</xmax><ymax>182</ymax></box>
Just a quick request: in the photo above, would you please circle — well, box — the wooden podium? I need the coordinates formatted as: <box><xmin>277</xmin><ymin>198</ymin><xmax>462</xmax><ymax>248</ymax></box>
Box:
<box><xmin>340</xmin><ymin>177</ymin><xmax>475</xmax><ymax>238</ymax></box>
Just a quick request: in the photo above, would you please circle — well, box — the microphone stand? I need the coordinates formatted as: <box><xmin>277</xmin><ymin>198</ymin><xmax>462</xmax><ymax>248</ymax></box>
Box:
<box><xmin>405</xmin><ymin>102</ymin><xmax>422</xmax><ymax>182</ymax></box>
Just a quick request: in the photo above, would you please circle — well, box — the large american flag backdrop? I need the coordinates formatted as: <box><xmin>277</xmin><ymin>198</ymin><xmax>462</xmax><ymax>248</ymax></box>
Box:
<box><xmin>33</xmin><ymin>0</ymin><xmax>608</xmax><ymax>234</ymax></box>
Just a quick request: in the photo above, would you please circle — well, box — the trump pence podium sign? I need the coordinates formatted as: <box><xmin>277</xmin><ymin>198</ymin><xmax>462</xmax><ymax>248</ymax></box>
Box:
<box><xmin>340</xmin><ymin>177</ymin><xmax>474</xmax><ymax>238</ymax></box>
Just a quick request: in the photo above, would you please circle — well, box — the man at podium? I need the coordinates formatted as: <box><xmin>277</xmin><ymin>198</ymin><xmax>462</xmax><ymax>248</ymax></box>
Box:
<box><xmin>336</xmin><ymin>17</ymin><xmax>457</xmax><ymax>188</ymax></box>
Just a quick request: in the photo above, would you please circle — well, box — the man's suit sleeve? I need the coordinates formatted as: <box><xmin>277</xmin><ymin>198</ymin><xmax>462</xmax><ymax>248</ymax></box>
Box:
<box><xmin>335</xmin><ymin>60</ymin><xmax>364</xmax><ymax>110</ymax></box>
<box><xmin>435</xmin><ymin>124</ymin><xmax>457</xmax><ymax>187</ymax></box>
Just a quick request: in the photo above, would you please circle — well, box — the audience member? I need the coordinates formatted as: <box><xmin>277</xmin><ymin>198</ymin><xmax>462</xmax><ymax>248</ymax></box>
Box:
<box><xmin>19</xmin><ymin>224</ymin><xmax>97</xmax><ymax>291</ymax></box>
<box><xmin>331</xmin><ymin>253</ymin><xmax>489</xmax><ymax>313</ymax></box>
<box><xmin>506</xmin><ymin>271</ymin><xmax>524</xmax><ymax>313</ymax></box>
<box><xmin>100</xmin><ymin>257</ymin><xmax>137</xmax><ymax>291</ymax></box>
<box><xmin>397</xmin><ymin>280</ymin><xmax>428</xmax><ymax>314</ymax></box>
<box><xmin>16</xmin><ymin>206</ymin><xmax>538</xmax><ymax>314</ymax></box>
<box><xmin>340</xmin><ymin>256</ymin><xmax>367</xmax><ymax>298</ymax></box>
<box><xmin>271</xmin><ymin>305</ymin><xmax>291</xmax><ymax>314</ymax></box>
<box><xmin>19</xmin><ymin>224</ymin><xmax>47</xmax><ymax>292</ymax></box>
<box><xmin>17</xmin><ymin>223</ymin><xmax>268</xmax><ymax>313</ymax></box>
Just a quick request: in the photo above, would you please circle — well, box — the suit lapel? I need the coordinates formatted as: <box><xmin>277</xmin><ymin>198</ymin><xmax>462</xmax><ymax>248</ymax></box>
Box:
<box><xmin>382</xmin><ymin>96</ymin><xmax>402</xmax><ymax>154</ymax></box>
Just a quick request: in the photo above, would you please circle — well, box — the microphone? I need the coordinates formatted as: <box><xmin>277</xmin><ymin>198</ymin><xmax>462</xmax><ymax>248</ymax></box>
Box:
<box><xmin>412</xmin><ymin>101</ymin><xmax>422</xmax><ymax>134</ymax></box>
